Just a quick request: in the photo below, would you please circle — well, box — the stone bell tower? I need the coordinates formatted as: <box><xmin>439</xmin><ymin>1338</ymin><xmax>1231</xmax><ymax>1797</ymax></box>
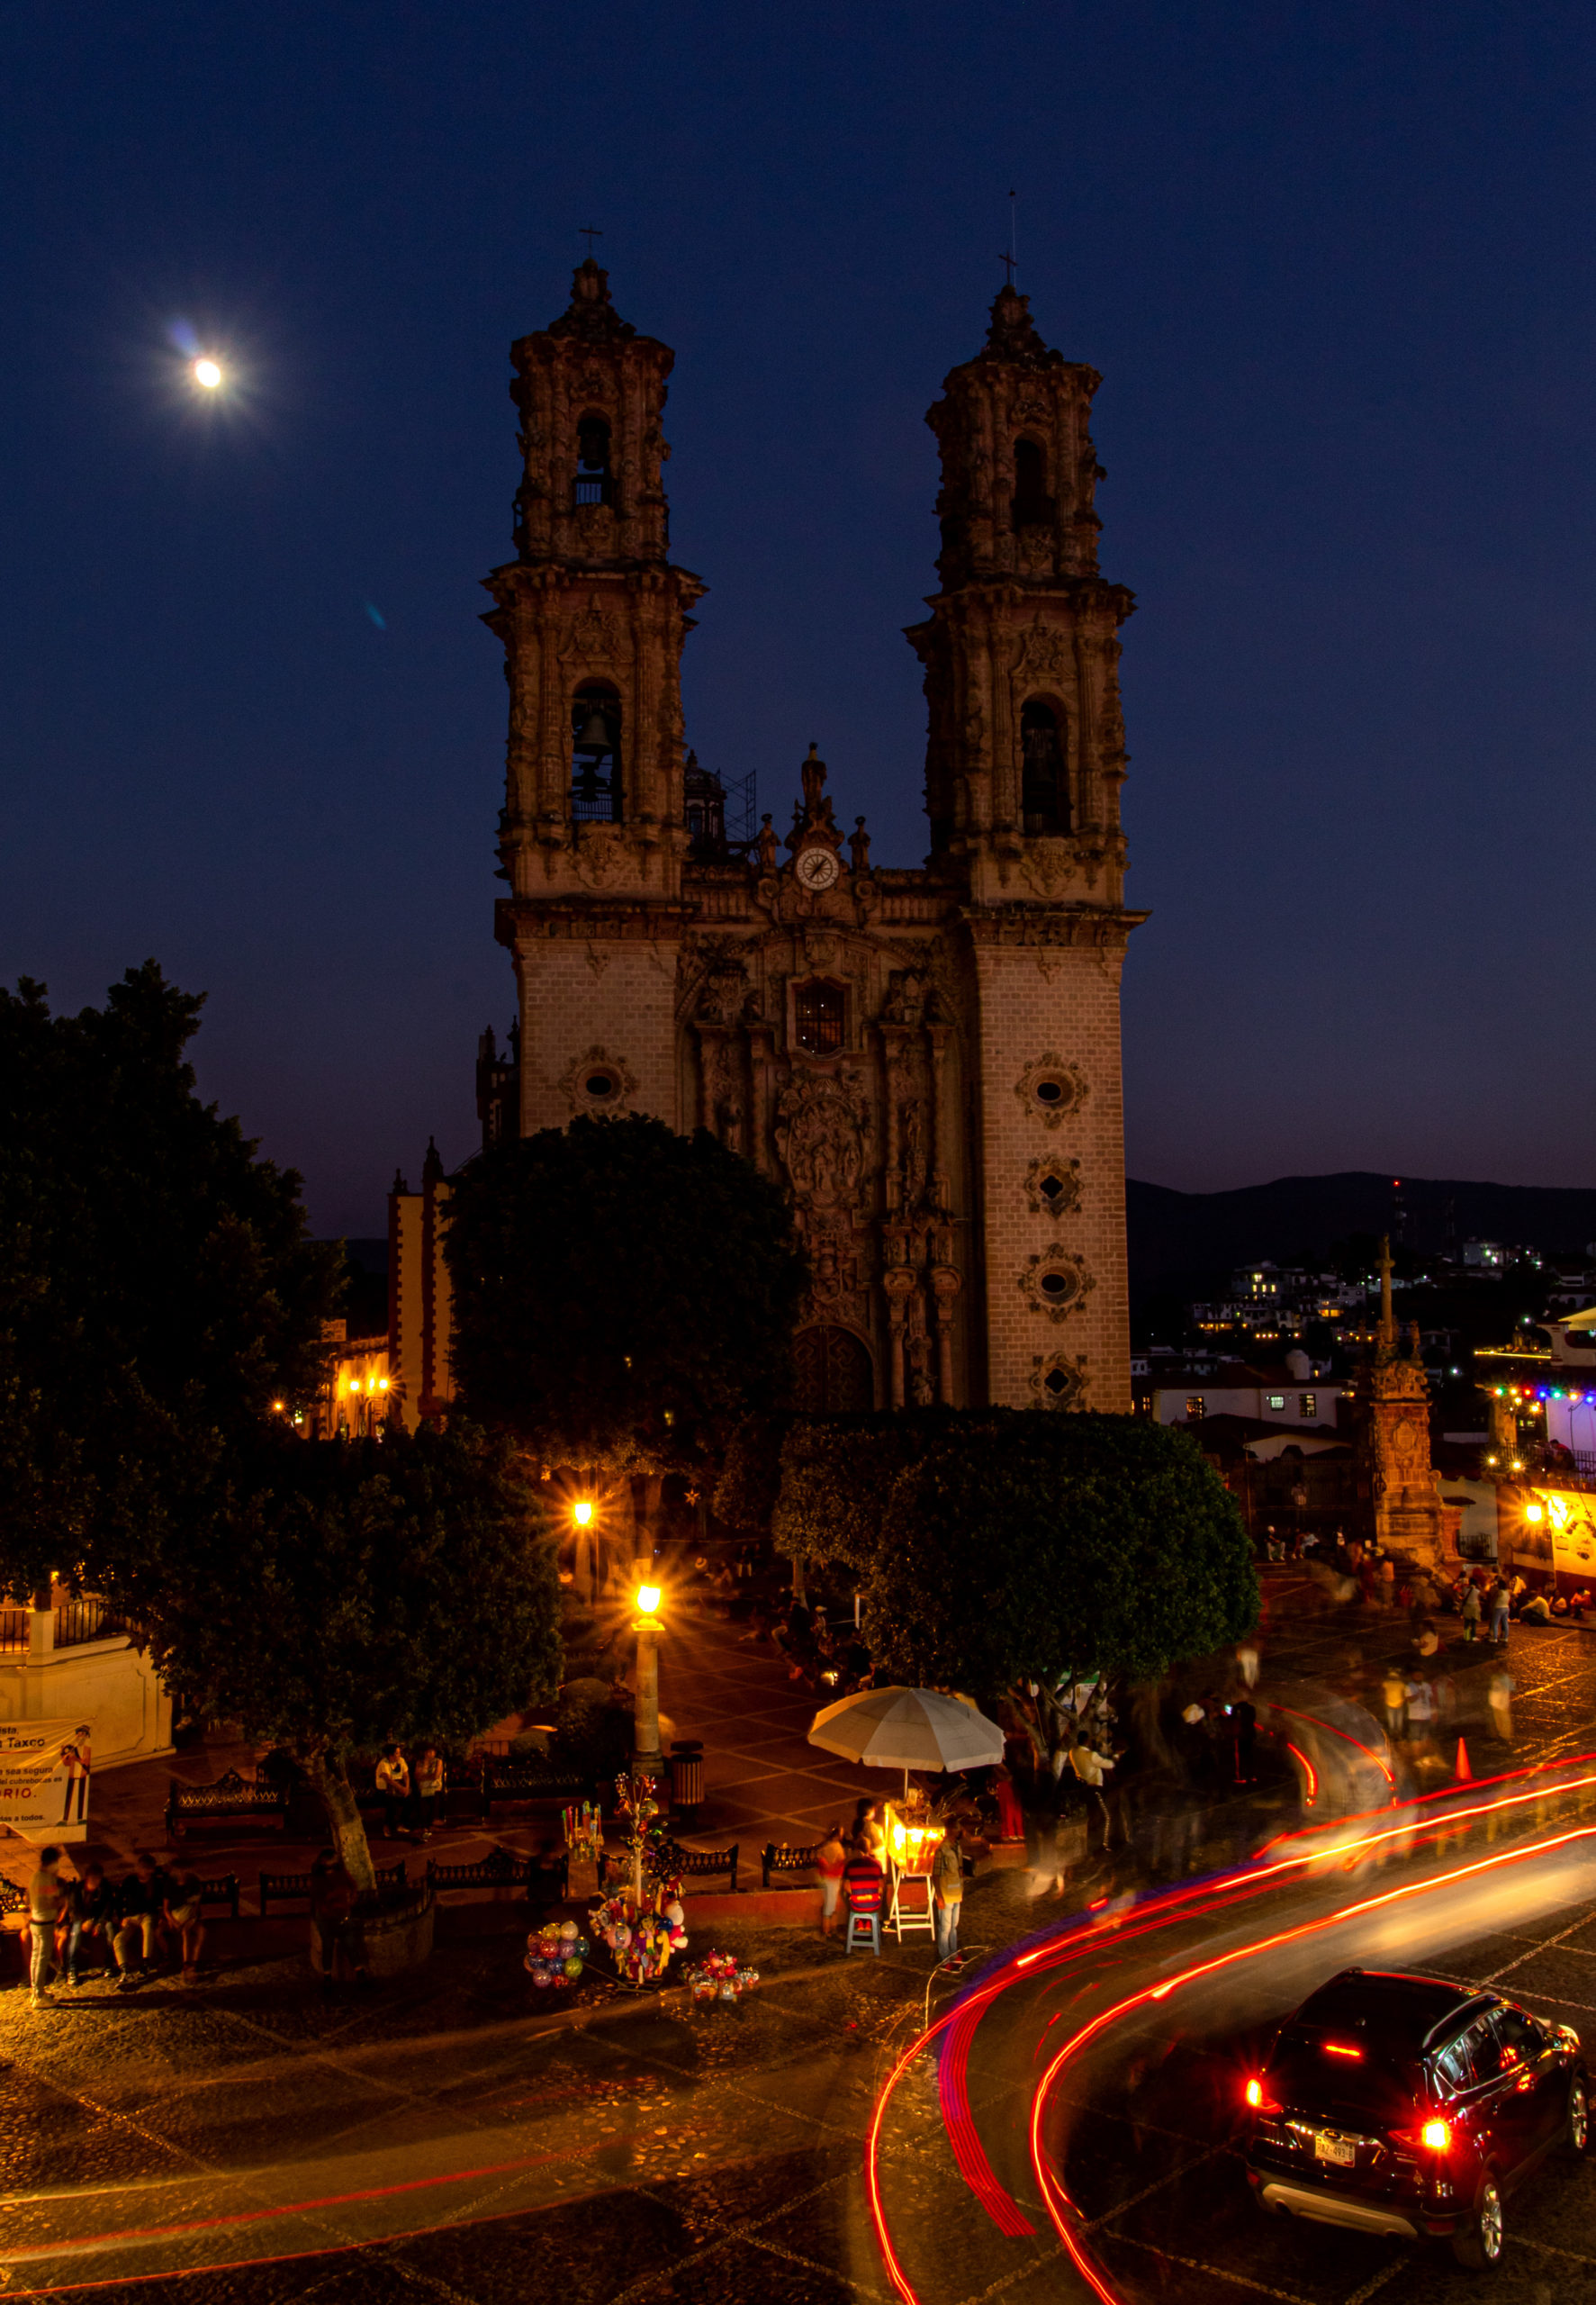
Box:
<box><xmin>906</xmin><ymin>283</ymin><xmax>1142</xmax><ymax>1412</ymax></box>
<box><xmin>484</xmin><ymin>258</ymin><xmax>705</xmax><ymax>1135</ymax></box>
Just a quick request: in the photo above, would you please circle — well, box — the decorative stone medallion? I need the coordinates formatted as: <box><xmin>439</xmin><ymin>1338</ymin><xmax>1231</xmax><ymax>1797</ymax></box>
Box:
<box><xmin>1014</xmin><ymin>1054</ymin><xmax>1087</xmax><ymax>1128</ymax></box>
<box><xmin>559</xmin><ymin>1044</ymin><xmax>637</xmax><ymax>1116</ymax></box>
<box><xmin>1030</xmin><ymin>1352</ymin><xmax>1087</xmax><ymax>1410</ymax></box>
<box><xmin>1019</xmin><ymin>1247</ymin><xmax>1095</xmax><ymax>1323</ymax></box>
<box><xmin>1023</xmin><ymin>1155</ymin><xmax>1082</xmax><ymax>1219</ymax></box>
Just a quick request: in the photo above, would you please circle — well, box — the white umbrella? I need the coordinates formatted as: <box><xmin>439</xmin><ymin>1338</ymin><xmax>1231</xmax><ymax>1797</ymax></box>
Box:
<box><xmin>808</xmin><ymin>1685</ymin><xmax>1005</xmax><ymax>1795</ymax></box>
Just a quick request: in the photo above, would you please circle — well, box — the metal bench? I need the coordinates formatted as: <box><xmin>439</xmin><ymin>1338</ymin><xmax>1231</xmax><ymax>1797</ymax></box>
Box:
<box><xmin>761</xmin><ymin>1839</ymin><xmax>821</xmax><ymax>1889</ymax></box>
<box><xmin>258</xmin><ymin>1858</ymin><xmax>405</xmax><ymax>1914</ymax></box>
<box><xmin>656</xmin><ymin>1838</ymin><xmax>739</xmax><ymax>1894</ymax></box>
<box><xmin>193</xmin><ymin>1873</ymin><xmax>242</xmax><ymax>1922</ymax></box>
<box><xmin>166</xmin><ymin>1769</ymin><xmax>290</xmax><ymax>1840</ymax></box>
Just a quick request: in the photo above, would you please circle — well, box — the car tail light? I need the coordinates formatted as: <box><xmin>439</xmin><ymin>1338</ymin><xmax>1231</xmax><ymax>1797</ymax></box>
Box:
<box><xmin>1245</xmin><ymin>2078</ymin><xmax>1281</xmax><ymax>2113</ymax></box>
<box><xmin>1420</xmin><ymin>2119</ymin><xmax>1451</xmax><ymax>2152</ymax></box>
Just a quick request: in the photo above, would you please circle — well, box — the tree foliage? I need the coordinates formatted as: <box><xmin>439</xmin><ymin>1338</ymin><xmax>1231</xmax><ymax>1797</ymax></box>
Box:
<box><xmin>142</xmin><ymin>1424</ymin><xmax>562</xmax><ymax>1888</ymax></box>
<box><xmin>0</xmin><ymin>966</ymin><xmax>341</xmax><ymax>1597</ymax></box>
<box><xmin>859</xmin><ymin>1414</ymin><xmax>1257</xmax><ymax>1764</ymax></box>
<box><xmin>768</xmin><ymin>1410</ymin><xmax>970</xmax><ymax>1572</ymax></box>
<box><xmin>446</xmin><ymin>1116</ymin><xmax>808</xmax><ymax>1474</ymax></box>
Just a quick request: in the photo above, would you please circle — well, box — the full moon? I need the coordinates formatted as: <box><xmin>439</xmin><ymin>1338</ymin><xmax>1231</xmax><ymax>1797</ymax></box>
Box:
<box><xmin>193</xmin><ymin>357</ymin><xmax>222</xmax><ymax>389</ymax></box>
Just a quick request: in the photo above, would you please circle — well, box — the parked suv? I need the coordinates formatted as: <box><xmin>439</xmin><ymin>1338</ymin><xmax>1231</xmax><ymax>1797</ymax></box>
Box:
<box><xmin>1242</xmin><ymin>1966</ymin><xmax>1587</xmax><ymax>2268</ymax></box>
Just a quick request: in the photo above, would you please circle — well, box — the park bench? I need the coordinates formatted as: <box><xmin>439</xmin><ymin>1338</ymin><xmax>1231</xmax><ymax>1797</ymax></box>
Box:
<box><xmin>257</xmin><ymin>1858</ymin><xmax>406</xmax><ymax>1915</ymax></box>
<box><xmin>424</xmin><ymin>1844</ymin><xmax>536</xmax><ymax>1897</ymax></box>
<box><xmin>655</xmin><ymin>1837</ymin><xmax>739</xmax><ymax>1894</ymax></box>
<box><xmin>166</xmin><ymin>1769</ymin><xmax>290</xmax><ymax>1841</ymax></box>
<box><xmin>192</xmin><ymin>1873</ymin><xmax>242</xmax><ymax>1922</ymax></box>
<box><xmin>760</xmin><ymin>1839</ymin><xmax>820</xmax><ymax>1889</ymax></box>
<box><xmin>482</xmin><ymin>1756</ymin><xmax>595</xmax><ymax>1814</ymax></box>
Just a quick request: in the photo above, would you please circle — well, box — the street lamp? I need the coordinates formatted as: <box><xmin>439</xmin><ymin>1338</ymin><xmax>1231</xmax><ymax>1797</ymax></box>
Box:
<box><xmin>632</xmin><ymin>1579</ymin><xmax>664</xmax><ymax>1783</ymax></box>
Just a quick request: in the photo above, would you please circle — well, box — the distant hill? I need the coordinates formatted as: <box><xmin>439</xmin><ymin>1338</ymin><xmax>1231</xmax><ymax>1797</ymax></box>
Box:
<box><xmin>1126</xmin><ymin>1171</ymin><xmax>1596</xmax><ymax>1306</ymax></box>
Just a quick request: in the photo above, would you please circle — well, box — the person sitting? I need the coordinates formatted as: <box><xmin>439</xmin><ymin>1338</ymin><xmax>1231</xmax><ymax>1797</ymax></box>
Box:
<box><xmin>840</xmin><ymin>1841</ymin><xmax>885</xmax><ymax>1939</ymax></box>
<box><xmin>59</xmin><ymin>1864</ymin><xmax>116</xmax><ymax>1986</ymax></box>
<box><xmin>163</xmin><ymin>1872</ymin><xmax>207</xmax><ymax>1982</ymax></box>
<box><xmin>1519</xmin><ymin>1591</ymin><xmax>1554</xmax><ymax>1624</ymax></box>
<box><xmin>113</xmin><ymin>1852</ymin><xmax>173</xmax><ymax>1988</ymax></box>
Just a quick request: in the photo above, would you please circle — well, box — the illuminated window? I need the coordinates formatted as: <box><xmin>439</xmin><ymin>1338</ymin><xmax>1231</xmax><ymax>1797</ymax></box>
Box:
<box><xmin>794</xmin><ymin>981</ymin><xmax>844</xmax><ymax>1055</ymax></box>
<box><xmin>1186</xmin><ymin>1396</ymin><xmax>1205</xmax><ymax>1422</ymax></box>
<box><xmin>1267</xmin><ymin>1394</ymin><xmax>1285</xmax><ymax>1411</ymax></box>
<box><xmin>1300</xmin><ymin>1392</ymin><xmax>1317</xmax><ymax>1419</ymax></box>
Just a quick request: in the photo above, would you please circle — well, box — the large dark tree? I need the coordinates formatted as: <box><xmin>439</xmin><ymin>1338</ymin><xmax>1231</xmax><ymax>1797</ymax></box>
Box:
<box><xmin>854</xmin><ymin>1412</ymin><xmax>1257</xmax><ymax>1772</ymax></box>
<box><xmin>446</xmin><ymin>1116</ymin><xmax>808</xmax><ymax>1477</ymax></box>
<box><xmin>0</xmin><ymin>965</ymin><xmax>340</xmax><ymax>1599</ymax></box>
<box><xmin>145</xmin><ymin>1424</ymin><xmax>561</xmax><ymax>1889</ymax></box>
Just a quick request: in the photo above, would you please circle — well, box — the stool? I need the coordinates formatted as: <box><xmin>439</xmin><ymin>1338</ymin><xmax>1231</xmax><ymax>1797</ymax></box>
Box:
<box><xmin>845</xmin><ymin>1910</ymin><xmax>881</xmax><ymax>1956</ymax></box>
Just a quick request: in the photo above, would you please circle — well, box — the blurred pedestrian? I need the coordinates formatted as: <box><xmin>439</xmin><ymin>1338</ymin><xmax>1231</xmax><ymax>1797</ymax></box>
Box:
<box><xmin>1461</xmin><ymin>1582</ymin><xmax>1482</xmax><ymax>1642</ymax></box>
<box><xmin>1488</xmin><ymin>1577</ymin><xmax>1511</xmax><ymax>1644</ymax></box>
<box><xmin>1069</xmin><ymin>1731</ymin><xmax>1116</xmax><ymax>1849</ymax></box>
<box><xmin>1488</xmin><ymin>1668</ymin><xmax>1516</xmax><ymax>1743</ymax></box>
<box><xmin>26</xmin><ymin>1845</ymin><xmax>65</xmax><ymax>2010</ymax></box>
<box><xmin>163</xmin><ymin>1872</ymin><xmax>207</xmax><ymax>1982</ymax></box>
<box><xmin>1380</xmin><ymin>1667</ymin><xmax>1408</xmax><ymax>1740</ymax></box>
<box><xmin>815</xmin><ymin>1824</ymin><xmax>845</xmax><ymax>1939</ymax></box>
<box><xmin>932</xmin><ymin>1821</ymin><xmax>965</xmax><ymax>1966</ymax></box>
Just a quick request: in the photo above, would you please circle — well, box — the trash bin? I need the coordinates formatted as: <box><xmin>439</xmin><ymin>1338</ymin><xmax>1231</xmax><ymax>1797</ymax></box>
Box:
<box><xmin>670</xmin><ymin>1740</ymin><xmax>704</xmax><ymax>1819</ymax></box>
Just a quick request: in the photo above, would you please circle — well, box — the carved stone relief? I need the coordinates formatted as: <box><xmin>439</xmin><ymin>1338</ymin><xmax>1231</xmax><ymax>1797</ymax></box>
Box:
<box><xmin>773</xmin><ymin>1068</ymin><xmax>871</xmax><ymax>1211</ymax></box>
<box><xmin>1030</xmin><ymin>1352</ymin><xmax>1088</xmax><ymax>1410</ymax></box>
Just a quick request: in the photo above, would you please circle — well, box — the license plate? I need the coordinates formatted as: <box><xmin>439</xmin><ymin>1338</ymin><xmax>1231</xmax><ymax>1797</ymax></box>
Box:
<box><xmin>1314</xmin><ymin>2134</ymin><xmax>1356</xmax><ymax>2167</ymax></box>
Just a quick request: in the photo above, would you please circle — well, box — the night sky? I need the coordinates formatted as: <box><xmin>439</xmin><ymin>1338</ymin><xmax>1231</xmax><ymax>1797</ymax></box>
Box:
<box><xmin>3</xmin><ymin>5</ymin><xmax>1593</xmax><ymax>1235</ymax></box>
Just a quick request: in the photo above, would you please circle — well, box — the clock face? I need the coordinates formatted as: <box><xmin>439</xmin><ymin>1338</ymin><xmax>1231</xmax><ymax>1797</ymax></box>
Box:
<box><xmin>796</xmin><ymin>846</ymin><xmax>841</xmax><ymax>892</ymax></box>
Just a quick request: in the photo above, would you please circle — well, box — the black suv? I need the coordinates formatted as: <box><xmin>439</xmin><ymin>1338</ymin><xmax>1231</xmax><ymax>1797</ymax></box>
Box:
<box><xmin>1242</xmin><ymin>1967</ymin><xmax>1588</xmax><ymax>2269</ymax></box>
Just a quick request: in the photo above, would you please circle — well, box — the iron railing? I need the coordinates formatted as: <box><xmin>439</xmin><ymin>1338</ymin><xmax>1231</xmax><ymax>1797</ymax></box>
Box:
<box><xmin>54</xmin><ymin>1598</ymin><xmax>130</xmax><ymax>1648</ymax></box>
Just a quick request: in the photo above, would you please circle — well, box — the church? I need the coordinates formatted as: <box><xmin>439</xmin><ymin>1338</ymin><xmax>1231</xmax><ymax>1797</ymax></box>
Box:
<box><xmin>392</xmin><ymin>258</ymin><xmax>1144</xmax><ymax>1424</ymax></box>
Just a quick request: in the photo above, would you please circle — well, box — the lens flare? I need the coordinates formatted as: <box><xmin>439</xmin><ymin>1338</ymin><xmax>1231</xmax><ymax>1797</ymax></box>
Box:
<box><xmin>194</xmin><ymin>357</ymin><xmax>223</xmax><ymax>389</ymax></box>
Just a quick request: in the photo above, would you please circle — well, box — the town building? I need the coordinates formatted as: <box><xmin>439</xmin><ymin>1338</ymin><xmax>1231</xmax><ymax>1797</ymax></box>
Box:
<box><xmin>396</xmin><ymin>260</ymin><xmax>1144</xmax><ymax>1420</ymax></box>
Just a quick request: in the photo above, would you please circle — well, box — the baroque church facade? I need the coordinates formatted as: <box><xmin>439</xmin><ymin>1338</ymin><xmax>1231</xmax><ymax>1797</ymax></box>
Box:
<box><xmin>397</xmin><ymin>258</ymin><xmax>1143</xmax><ymax>1423</ymax></box>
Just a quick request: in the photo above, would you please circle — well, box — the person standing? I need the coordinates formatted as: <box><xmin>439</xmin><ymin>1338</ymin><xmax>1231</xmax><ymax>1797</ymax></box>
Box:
<box><xmin>26</xmin><ymin>1846</ymin><xmax>66</xmax><ymax>2010</ymax></box>
<box><xmin>815</xmin><ymin>1824</ymin><xmax>846</xmax><ymax>1939</ymax></box>
<box><xmin>932</xmin><ymin>1821</ymin><xmax>965</xmax><ymax>1966</ymax></box>
<box><xmin>1488</xmin><ymin>1576</ymin><xmax>1511</xmax><ymax>1646</ymax></box>
<box><xmin>1460</xmin><ymin>1581</ymin><xmax>1482</xmax><ymax>1643</ymax></box>
<box><xmin>375</xmin><ymin>1744</ymin><xmax>410</xmax><ymax>1839</ymax></box>
<box><xmin>411</xmin><ymin>1746</ymin><xmax>445</xmax><ymax>1840</ymax></box>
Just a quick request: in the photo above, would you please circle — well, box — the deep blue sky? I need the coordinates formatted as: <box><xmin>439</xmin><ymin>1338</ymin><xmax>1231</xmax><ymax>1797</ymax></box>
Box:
<box><xmin>3</xmin><ymin>4</ymin><xmax>1593</xmax><ymax>1234</ymax></box>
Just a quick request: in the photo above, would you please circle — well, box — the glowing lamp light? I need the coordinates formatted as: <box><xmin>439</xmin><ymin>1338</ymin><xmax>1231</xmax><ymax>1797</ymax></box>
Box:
<box><xmin>1244</xmin><ymin>2079</ymin><xmax>1263</xmax><ymax>2108</ymax></box>
<box><xmin>376</xmin><ymin>1378</ymin><xmax>390</xmax><ymax>1393</ymax></box>
<box><xmin>572</xmin><ymin>1500</ymin><xmax>593</xmax><ymax>1528</ymax></box>
<box><xmin>193</xmin><ymin>357</ymin><xmax>222</xmax><ymax>389</ymax></box>
<box><xmin>1526</xmin><ymin>1504</ymin><xmax>1545</xmax><ymax>1523</ymax></box>
<box><xmin>1420</xmin><ymin>2118</ymin><xmax>1452</xmax><ymax>2152</ymax></box>
<box><xmin>271</xmin><ymin>1400</ymin><xmax>284</xmax><ymax>1413</ymax></box>
<box><xmin>1322</xmin><ymin>2042</ymin><xmax>1363</xmax><ymax>2059</ymax></box>
<box><xmin>635</xmin><ymin>1584</ymin><xmax>662</xmax><ymax>1616</ymax></box>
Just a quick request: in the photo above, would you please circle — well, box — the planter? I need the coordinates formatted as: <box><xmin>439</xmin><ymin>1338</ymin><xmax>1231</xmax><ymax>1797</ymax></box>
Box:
<box><xmin>309</xmin><ymin>1877</ymin><xmax>435</xmax><ymax>1980</ymax></box>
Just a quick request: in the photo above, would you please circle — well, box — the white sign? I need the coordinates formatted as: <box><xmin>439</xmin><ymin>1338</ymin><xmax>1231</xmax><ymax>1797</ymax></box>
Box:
<box><xmin>0</xmin><ymin>1718</ymin><xmax>93</xmax><ymax>1844</ymax></box>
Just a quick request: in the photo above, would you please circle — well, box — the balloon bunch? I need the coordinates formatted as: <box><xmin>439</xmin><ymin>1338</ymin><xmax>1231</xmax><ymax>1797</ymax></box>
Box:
<box><xmin>524</xmin><ymin>1917</ymin><xmax>588</xmax><ymax>1990</ymax></box>
<box><xmin>683</xmin><ymin>1949</ymin><xmax>760</xmax><ymax>2005</ymax></box>
<box><xmin>591</xmin><ymin>1867</ymin><xmax>688</xmax><ymax>1987</ymax></box>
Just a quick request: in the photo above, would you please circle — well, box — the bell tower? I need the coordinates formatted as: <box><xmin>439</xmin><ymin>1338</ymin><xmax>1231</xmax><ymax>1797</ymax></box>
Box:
<box><xmin>907</xmin><ymin>284</ymin><xmax>1143</xmax><ymax>1414</ymax></box>
<box><xmin>485</xmin><ymin>261</ymin><xmax>705</xmax><ymax>1136</ymax></box>
<box><xmin>906</xmin><ymin>281</ymin><xmax>1133</xmax><ymax>905</ymax></box>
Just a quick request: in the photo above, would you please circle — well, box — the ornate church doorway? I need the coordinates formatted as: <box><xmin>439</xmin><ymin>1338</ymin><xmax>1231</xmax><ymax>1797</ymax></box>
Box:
<box><xmin>792</xmin><ymin>1324</ymin><xmax>876</xmax><ymax>1413</ymax></box>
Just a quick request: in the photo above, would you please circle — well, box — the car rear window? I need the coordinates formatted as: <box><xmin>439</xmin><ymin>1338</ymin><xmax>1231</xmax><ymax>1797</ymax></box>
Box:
<box><xmin>1267</xmin><ymin>2027</ymin><xmax>1420</xmax><ymax>2124</ymax></box>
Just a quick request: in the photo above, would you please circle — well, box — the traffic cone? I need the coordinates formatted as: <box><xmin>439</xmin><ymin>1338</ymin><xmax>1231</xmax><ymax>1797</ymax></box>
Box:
<box><xmin>1455</xmin><ymin>1737</ymin><xmax>1472</xmax><ymax>1782</ymax></box>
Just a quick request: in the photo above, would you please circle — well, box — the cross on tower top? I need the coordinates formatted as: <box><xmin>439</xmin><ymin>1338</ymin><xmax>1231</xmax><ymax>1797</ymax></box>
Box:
<box><xmin>578</xmin><ymin>222</ymin><xmax>603</xmax><ymax>258</ymax></box>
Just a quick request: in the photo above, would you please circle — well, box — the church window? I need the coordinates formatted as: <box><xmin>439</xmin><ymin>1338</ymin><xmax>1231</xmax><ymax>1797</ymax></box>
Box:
<box><xmin>571</xmin><ymin>684</ymin><xmax>621</xmax><ymax>822</ymax></box>
<box><xmin>1012</xmin><ymin>437</ymin><xmax>1052</xmax><ymax>529</ymax></box>
<box><xmin>1039</xmin><ymin>1171</ymin><xmax>1069</xmax><ymax>1210</ymax></box>
<box><xmin>1038</xmin><ymin>1269</ymin><xmax>1078</xmax><ymax>1305</ymax></box>
<box><xmin>575</xmin><ymin>414</ymin><xmax>613</xmax><ymax>507</ymax></box>
<box><xmin>794</xmin><ymin>981</ymin><xmax>845</xmax><ymax>1055</ymax></box>
<box><xmin>584</xmin><ymin>1070</ymin><xmax>619</xmax><ymax>1102</ymax></box>
<box><xmin>1186</xmin><ymin>1397</ymin><xmax>1205</xmax><ymax>1421</ymax></box>
<box><xmin>1021</xmin><ymin>701</ymin><xmax>1069</xmax><ymax>836</ymax></box>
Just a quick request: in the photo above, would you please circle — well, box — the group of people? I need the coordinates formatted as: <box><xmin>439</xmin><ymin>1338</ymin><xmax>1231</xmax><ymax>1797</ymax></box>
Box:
<box><xmin>25</xmin><ymin>1845</ymin><xmax>208</xmax><ymax>2007</ymax></box>
<box><xmin>740</xmin><ymin>1597</ymin><xmax>877</xmax><ymax>1697</ymax></box>
<box><xmin>812</xmin><ymin>1797</ymin><xmax>969</xmax><ymax>1966</ymax></box>
<box><xmin>373</xmin><ymin>1742</ymin><xmax>447</xmax><ymax>1839</ymax></box>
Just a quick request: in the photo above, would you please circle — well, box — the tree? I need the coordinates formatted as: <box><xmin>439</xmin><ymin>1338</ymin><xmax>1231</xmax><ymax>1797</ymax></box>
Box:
<box><xmin>859</xmin><ymin>1412</ymin><xmax>1256</xmax><ymax>1773</ymax></box>
<box><xmin>0</xmin><ymin>965</ymin><xmax>340</xmax><ymax>1599</ymax></box>
<box><xmin>767</xmin><ymin>1410</ymin><xmax>971</xmax><ymax>1575</ymax></box>
<box><xmin>446</xmin><ymin>1116</ymin><xmax>808</xmax><ymax>1482</ymax></box>
<box><xmin>141</xmin><ymin>1424</ymin><xmax>561</xmax><ymax>1889</ymax></box>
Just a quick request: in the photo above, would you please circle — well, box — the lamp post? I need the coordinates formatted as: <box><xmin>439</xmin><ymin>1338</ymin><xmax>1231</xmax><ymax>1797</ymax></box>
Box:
<box><xmin>631</xmin><ymin>1578</ymin><xmax>664</xmax><ymax>1784</ymax></box>
<box><xmin>572</xmin><ymin>1497</ymin><xmax>595</xmax><ymax>1604</ymax></box>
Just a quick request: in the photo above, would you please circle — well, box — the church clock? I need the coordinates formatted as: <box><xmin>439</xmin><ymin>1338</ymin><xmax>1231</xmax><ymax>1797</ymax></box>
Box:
<box><xmin>795</xmin><ymin>846</ymin><xmax>841</xmax><ymax>892</ymax></box>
